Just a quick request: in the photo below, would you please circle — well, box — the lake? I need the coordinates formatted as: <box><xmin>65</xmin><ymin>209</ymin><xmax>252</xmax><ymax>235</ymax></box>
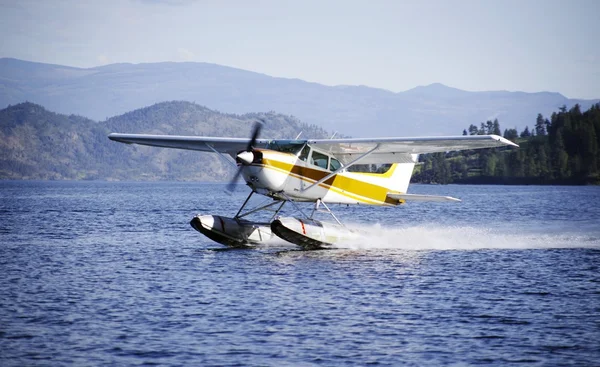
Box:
<box><xmin>1</xmin><ymin>181</ymin><xmax>599</xmax><ymax>366</ymax></box>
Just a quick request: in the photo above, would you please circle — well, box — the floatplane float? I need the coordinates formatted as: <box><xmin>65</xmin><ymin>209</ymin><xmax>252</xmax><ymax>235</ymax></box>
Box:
<box><xmin>109</xmin><ymin>123</ymin><xmax>517</xmax><ymax>250</ymax></box>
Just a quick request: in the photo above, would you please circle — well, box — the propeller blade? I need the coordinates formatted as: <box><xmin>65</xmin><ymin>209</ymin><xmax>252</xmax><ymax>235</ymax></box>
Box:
<box><xmin>226</xmin><ymin>166</ymin><xmax>244</xmax><ymax>193</ymax></box>
<box><xmin>226</xmin><ymin>119</ymin><xmax>263</xmax><ymax>193</ymax></box>
<box><xmin>246</xmin><ymin>120</ymin><xmax>263</xmax><ymax>151</ymax></box>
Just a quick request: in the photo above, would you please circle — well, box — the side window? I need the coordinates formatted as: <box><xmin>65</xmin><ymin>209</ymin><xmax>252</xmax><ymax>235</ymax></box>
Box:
<box><xmin>299</xmin><ymin>145</ymin><xmax>310</xmax><ymax>162</ymax></box>
<box><xmin>329</xmin><ymin>158</ymin><xmax>341</xmax><ymax>172</ymax></box>
<box><xmin>311</xmin><ymin>151</ymin><xmax>329</xmax><ymax>170</ymax></box>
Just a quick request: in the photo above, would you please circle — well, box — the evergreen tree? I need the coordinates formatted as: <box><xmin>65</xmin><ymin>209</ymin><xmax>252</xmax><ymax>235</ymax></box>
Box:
<box><xmin>544</xmin><ymin>117</ymin><xmax>551</xmax><ymax>135</ymax></box>
<box><xmin>432</xmin><ymin>153</ymin><xmax>451</xmax><ymax>184</ymax></box>
<box><xmin>503</xmin><ymin>128</ymin><xmax>518</xmax><ymax>141</ymax></box>
<box><xmin>537</xmin><ymin>143</ymin><xmax>550</xmax><ymax>179</ymax></box>
<box><xmin>552</xmin><ymin>129</ymin><xmax>570</xmax><ymax>179</ymax></box>
<box><xmin>492</xmin><ymin>119</ymin><xmax>501</xmax><ymax>135</ymax></box>
<box><xmin>535</xmin><ymin>113</ymin><xmax>546</xmax><ymax>136</ymax></box>
<box><xmin>485</xmin><ymin>120</ymin><xmax>494</xmax><ymax>134</ymax></box>
<box><xmin>483</xmin><ymin>153</ymin><xmax>498</xmax><ymax>176</ymax></box>
<box><xmin>468</xmin><ymin>124</ymin><xmax>479</xmax><ymax>135</ymax></box>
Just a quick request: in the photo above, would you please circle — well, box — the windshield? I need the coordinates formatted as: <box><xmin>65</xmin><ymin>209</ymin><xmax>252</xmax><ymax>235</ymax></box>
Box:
<box><xmin>265</xmin><ymin>141</ymin><xmax>305</xmax><ymax>154</ymax></box>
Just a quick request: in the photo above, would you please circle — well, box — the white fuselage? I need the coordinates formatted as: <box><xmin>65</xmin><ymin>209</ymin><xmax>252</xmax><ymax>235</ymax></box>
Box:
<box><xmin>241</xmin><ymin>149</ymin><xmax>415</xmax><ymax>205</ymax></box>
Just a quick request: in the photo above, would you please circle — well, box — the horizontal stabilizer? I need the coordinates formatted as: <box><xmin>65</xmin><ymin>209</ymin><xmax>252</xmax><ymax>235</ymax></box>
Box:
<box><xmin>387</xmin><ymin>193</ymin><xmax>461</xmax><ymax>203</ymax></box>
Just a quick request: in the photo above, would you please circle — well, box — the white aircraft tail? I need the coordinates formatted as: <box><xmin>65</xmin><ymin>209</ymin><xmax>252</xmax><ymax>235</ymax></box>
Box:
<box><xmin>384</xmin><ymin>157</ymin><xmax>461</xmax><ymax>203</ymax></box>
<box><xmin>384</xmin><ymin>161</ymin><xmax>416</xmax><ymax>193</ymax></box>
<box><xmin>345</xmin><ymin>155</ymin><xmax>417</xmax><ymax>195</ymax></box>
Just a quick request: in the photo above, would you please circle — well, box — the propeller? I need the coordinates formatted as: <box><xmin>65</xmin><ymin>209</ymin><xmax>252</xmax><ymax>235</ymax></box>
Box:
<box><xmin>226</xmin><ymin>121</ymin><xmax>263</xmax><ymax>193</ymax></box>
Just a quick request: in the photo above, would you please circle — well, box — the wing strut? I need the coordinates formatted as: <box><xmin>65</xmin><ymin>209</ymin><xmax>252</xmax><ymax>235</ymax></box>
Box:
<box><xmin>300</xmin><ymin>144</ymin><xmax>381</xmax><ymax>192</ymax></box>
<box><xmin>205</xmin><ymin>143</ymin><xmax>237</xmax><ymax>168</ymax></box>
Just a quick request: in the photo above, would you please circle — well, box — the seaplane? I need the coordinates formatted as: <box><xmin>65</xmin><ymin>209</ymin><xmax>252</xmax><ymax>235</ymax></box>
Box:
<box><xmin>108</xmin><ymin>123</ymin><xmax>517</xmax><ymax>250</ymax></box>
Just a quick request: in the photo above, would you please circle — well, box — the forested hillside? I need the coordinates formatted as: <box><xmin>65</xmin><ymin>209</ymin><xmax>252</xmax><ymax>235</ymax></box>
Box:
<box><xmin>413</xmin><ymin>103</ymin><xmax>600</xmax><ymax>185</ymax></box>
<box><xmin>0</xmin><ymin>101</ymin><xmax>329</xmax><ymax>181</ymax></box>
<box><xmin>3</xmin><ymin>101</ymin><xmax>599</xmax><ymax>184</ymax></box>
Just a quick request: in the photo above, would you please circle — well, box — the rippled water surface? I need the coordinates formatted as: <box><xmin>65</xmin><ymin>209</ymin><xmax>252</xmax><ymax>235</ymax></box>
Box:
<box><xmin>1</xmin><ymin>181</ymin><xmax>600</xmax><ymax>366</ymax></box>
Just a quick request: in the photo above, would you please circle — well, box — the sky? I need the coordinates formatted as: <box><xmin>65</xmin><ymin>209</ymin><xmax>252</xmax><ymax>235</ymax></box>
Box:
<box><xmin>1</xmin><ymin>0</ymin><xmax>599</xmax><ymax>99</ymax></box>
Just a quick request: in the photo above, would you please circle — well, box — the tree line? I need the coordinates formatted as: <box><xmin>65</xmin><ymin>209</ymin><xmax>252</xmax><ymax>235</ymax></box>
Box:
<box><xmin>412</xmin><ymin>103</ymin><xmax>600</xmax><ymax>185</ymax></box>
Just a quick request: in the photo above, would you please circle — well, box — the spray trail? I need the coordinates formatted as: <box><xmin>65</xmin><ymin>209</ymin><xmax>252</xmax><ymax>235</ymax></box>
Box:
<box><xmin>337</xmin><ymin>223</ymin><xmax>600</xmax><ymax>251</ymax></box>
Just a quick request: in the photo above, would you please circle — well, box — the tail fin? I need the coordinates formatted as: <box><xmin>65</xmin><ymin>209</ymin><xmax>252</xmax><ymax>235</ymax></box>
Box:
<box><xmin>345</xmin><ymin>154</ymin><xmax>417</xmax><ymax>194</ymax></box>
<box><xmin>385</xmin><ymin>161</ymin><xmax>416</xmax><ymax>193</ymax></box>
<box><xmin>383</xmin><ymin>154</ymin><xmax>418</xmax><ymax>193</ymax></box>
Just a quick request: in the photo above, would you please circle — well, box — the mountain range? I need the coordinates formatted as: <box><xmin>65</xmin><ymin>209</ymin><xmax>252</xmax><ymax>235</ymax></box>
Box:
<box><xmin>0</xmin><ymin>101</ymin><xmax>328</xmax><ymax>181</ymax></box>
<box><xmin>2</xmin><ymin>58</ymin><xmax>597</xmax><ymax>137</ymax></box>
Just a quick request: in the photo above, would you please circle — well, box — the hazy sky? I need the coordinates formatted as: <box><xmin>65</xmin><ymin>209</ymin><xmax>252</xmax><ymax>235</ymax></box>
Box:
<box><xmin>1</xmin><ymin>0</ymin><xmax>599</xmax><ymax>98</ymax></box>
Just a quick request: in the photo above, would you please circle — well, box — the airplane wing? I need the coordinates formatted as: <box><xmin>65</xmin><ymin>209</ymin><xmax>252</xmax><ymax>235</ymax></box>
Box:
<box><xmin>307</xmin><ymin>134</ymin><xmax>518</xmax><ymax>164</ymax></box>
<box><xmin>108</xmin><ymin>133</ymin><xmax>271</xmax><ymax>156</ymax></box>
<box><xmin>108</xmin><ymin>133</ymin><xmax>517</xmax><ymax>164</ymax></box>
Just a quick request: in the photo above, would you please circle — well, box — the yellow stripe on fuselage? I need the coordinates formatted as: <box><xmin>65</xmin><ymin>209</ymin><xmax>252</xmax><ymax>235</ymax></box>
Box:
<box><xmin>260</xmin><ymin>155</ymin><xmax>401</xmax><ymax>205</ymax></box>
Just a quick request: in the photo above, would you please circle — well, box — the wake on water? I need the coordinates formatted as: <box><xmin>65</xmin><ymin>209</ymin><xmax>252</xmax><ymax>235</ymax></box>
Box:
<box><xmin>335</xmin><ymin>223</ymin><xmax>600</xmax><ymax>251</ymax></box>
<box><xmin>261</xmin><ymin>223</ymin><xmax>600</xmax><ymax>251</ymax></box>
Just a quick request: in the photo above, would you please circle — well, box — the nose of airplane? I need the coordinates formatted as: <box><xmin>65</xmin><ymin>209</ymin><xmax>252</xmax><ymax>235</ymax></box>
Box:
<box><xmin>237</xmin><ymin>151</ymin><xmax>254</xmax><ymax>165</ymax></box>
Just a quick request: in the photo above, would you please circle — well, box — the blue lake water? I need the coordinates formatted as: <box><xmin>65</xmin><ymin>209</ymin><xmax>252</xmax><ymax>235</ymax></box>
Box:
<box><xmin>1</xmin><ymin>181</ymin><xmax>600</xmax><ymax>366</ymax></box>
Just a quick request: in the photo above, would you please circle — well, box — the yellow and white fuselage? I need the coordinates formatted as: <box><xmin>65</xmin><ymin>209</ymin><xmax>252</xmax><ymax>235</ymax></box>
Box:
<box><xmin>241</xmin><ymin>148</ymin><xmax>415</xmax><ymax>205</ymax></box>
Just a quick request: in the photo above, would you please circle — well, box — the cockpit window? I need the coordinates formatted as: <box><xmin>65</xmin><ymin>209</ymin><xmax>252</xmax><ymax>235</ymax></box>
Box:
<box><xmin>298</xmin><ymin>145</ymin><xmax>310</xmax><ymax>162</ymax></box>
<box><xmin>347</xmin><ymin>164</ymin><xmax>392</xmax><ymax>174</ymax></box>
<box><xmin>329</xmin><ymin>158</ymin><xmax>341</xmax><ymax>171</ymax></box>
<box><xmin>265</xmin><ymin>141</ymin><xmax>305</xmax><ymax>154</ymax></box>
<box><xmin>311</xmin><ymin>151</ymin><xmax>329</xmax><ymax>170</ymax></box>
